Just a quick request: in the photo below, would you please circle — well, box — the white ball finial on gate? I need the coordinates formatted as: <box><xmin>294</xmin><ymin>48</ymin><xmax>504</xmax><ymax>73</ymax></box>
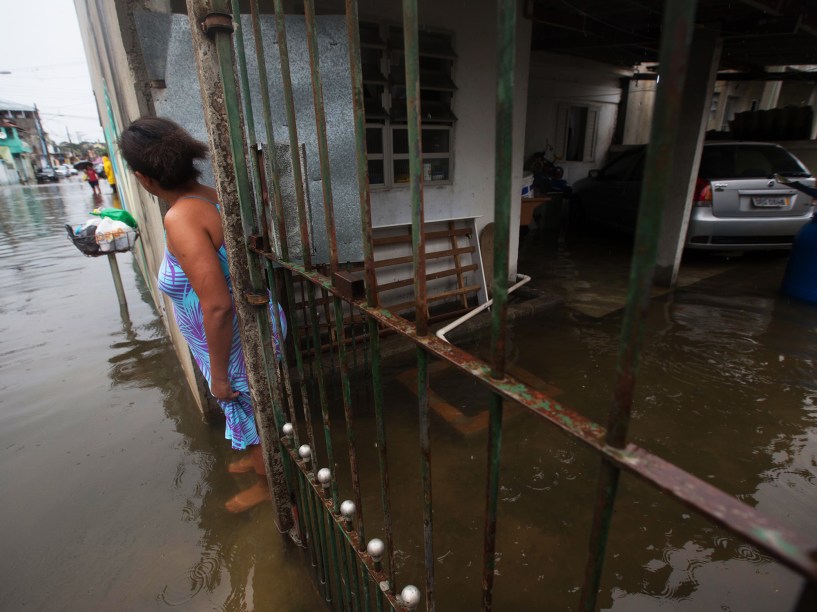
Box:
<box><xmin>340</xmin><ymin>499</ymin><xmax>356</xmax><ymax>520</ymax></box>
<box><xmin>367</xmin><ymin>538</ymin><xmax>385</xmax><ymax>562</ymax></box>
<box><xmin>317</xmin><ymin>467</ymin><xmax>332</xmax><ymax>488</ymax></box>
<box><xmin>400</xmin><ymin>585</ymin><xmax>421</xmax><ymax>609</ymax></box>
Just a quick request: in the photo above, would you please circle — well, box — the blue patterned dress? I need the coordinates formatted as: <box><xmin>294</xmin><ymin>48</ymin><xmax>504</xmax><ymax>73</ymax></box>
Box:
<box><xmin>157</xmin><ymin>197</ymin><xmax>286</xmax><ymax>450</ymax></box>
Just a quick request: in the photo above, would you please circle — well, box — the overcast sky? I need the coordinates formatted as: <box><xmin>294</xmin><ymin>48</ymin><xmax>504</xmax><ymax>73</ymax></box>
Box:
<box><xmin>0</xmin><ymin>0</ymin><xmax>104</xmax><ymax>143</ymax></box>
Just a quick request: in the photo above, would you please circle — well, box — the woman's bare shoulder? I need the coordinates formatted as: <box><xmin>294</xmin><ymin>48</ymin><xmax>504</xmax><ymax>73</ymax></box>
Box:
<box><xmin>166</xmin><ymin>189</ymin><xmax>223</xmax><ymax>246</ymax></box>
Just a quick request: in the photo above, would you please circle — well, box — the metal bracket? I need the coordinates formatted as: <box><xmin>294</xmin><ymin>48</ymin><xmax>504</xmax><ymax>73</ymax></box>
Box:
<box><xmin>200</xmin><ymin>12</ymin><xmax>234</xmax><ymax>37</ymax></box>
<box><xmin>332</xmin><ymin>271</ymin><xmax>366</xmax><ymax>301</ymax></box>
<box><xmin>244</xmin><ymin>291</ymin><xmax>269</xmax><ymax>306</ymax></box>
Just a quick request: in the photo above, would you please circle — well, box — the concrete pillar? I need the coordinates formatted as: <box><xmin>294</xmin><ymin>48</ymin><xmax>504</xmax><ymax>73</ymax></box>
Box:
<box><xmin>809</xmin><ymin>85</ymin><xmax>817</xmax><ymax>139</ymax></box>
<box><xmin>759</xmin><ymin>65</ymin><xmax>785</xmax><ymax>110</ymax></box>
<box><xmin>653</xmin><ymin>28</ymin><xmax>722</xmax><ymax>287</ymax></box>
<box><xmin>710</xmin><ymin>81</ymin><xmax>731</xmax><ymax>132</ymax></box>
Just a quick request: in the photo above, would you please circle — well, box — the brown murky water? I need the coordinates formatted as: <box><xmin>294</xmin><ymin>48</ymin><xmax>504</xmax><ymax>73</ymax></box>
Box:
<box><xmin>0</xmin><ymin>180</ymin><xmax>321</xmax><ymax>611</ymax></box>
<box><xmin>303</xmin><ymin>229</ymin><xmax>817</xmax><ymax>610</ymax></box>
<box><xmin>3</xmin><ymin>180</ymin><xmax>817</xmax><ymax>611</ymax></box>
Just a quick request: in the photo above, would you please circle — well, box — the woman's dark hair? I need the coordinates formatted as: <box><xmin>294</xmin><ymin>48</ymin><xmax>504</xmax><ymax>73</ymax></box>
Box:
<box><xmin>119</xmin><ymin>117</ymin><xmax>209</xmax><ymax>190</ymax></box>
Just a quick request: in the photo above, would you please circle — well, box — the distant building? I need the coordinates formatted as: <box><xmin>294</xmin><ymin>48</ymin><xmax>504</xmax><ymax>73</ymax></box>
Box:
<box><xmin>0</xmin><ymin>118</ymin><xmax>35</xmax><ymax>185</ymax></box>
<box><xmin>0</xmin><ymin>99</ymin><xmax>52</xmax><ymax>169</ymax></box>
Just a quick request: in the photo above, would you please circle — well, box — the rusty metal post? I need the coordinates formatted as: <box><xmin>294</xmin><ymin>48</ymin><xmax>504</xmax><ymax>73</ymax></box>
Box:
<box><xmin>482</xmin><ymin>1</ymin><xmax>516</xmax><ymax>608</ymax></box>
<box><xmin>345</xmin><ymin>0</ymin><xmax>397</xmax><ymax>596</ymax></box>
<box><xmin>303</xmin><ymin>0</ymin><xmax>339</xmax><ymax>275</ymax></box>
<box><xmin>580</xmin><ymin>1</ymin><xmax>697</xmax><ymax>609</ymax></box>
<box><xmin>105</xmin><ymin>252</ymin><xmax>128</xmax><ymax>310</ymax></box>
<box><xmin>186</xmin><ymin>0</ymin><xmax>293</xmax><ymax>533</ymax></box>
<box><xmin>401</xmin><ymin>1</ymin><xmax>434</xmax><ymax>610</ymax></box>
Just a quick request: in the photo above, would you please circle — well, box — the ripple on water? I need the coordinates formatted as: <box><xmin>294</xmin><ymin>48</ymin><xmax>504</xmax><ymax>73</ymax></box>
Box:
<box><xmin>657</xmin><ymin>542</ymin><xmax>713</xmax><ymax>600</ymax></box>
<box><xmin>735</xmin><ymin>544</ymin><xmax>767</xmax><ymax>565</ymax></box>
<box><xmin>157</xmin><ymin>545</ymin><xmax>221</xmax><ymax>607</ymax></box>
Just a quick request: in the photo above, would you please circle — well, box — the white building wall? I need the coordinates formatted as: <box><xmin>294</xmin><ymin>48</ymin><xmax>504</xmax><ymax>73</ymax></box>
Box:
<box><xmin>526</xmin><ymin>52</ymin><xmax>625</xmax><ymax>181</ymax></box>
<box><xmin>0</xmin><ymin>161</ymin><xmax>17</xmax><ymax>186</ymax></box>
<box><xmin>74</xmin><ymin>0</ymin><xmax>205</xmax><ymax>412</ymax></box>
<box><xmin>360</xmin><ymin>0</ymin><xmax>532</xmax><ymax>279</ymax></box>
<box><xmin>623</xmin><ymin>78</ymin><xmax>655</xmax><ymax>145</ymax></box>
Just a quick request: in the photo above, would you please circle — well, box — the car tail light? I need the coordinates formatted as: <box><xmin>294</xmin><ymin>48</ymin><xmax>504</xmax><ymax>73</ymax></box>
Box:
<box><xmin>692</xmin><ymin>178</ymin><xmax>712</xmax><ymax>207</ymax></box>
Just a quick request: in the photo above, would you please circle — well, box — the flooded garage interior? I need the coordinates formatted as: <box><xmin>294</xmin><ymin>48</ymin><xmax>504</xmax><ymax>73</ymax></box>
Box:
<box><xmin>302</xmin><ymin>223</ymin><xmax>817</xmax><ymax>610</ymax></box>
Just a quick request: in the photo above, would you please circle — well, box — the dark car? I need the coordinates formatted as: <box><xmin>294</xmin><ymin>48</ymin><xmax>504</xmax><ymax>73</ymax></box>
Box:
<box><xmin>35</xmin><ymin>166</ymin><xmax>60</xmax><ymax>184</ymax></box>
<box><xmin>571</xmin><ymin>142</ymin><xmax>816</xmax><ymax>250</ymax></box>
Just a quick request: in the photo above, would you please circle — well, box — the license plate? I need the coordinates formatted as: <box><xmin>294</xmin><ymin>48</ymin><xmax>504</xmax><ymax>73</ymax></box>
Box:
<box><xmin>753</xmin><ymin>196</ymin><xmax>787</xmax><ymax>207</ymax></box>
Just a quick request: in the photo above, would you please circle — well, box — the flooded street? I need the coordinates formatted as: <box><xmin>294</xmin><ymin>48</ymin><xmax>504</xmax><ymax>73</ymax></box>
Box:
<box><xmin>3</xmin><ymin>179</ymin><xmax>817</xmax><ymax>611</ymax></box>
<box><xmin>0</xmin><ymin>180</ymin><xmax>320</xmax><ymax>611</ymax></box>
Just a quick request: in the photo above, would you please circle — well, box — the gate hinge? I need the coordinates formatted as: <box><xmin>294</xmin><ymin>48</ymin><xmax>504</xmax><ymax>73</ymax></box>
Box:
<box><xmin>247</xmin><ymin>234</ymin><xmax>266</xmax><ymax>251</ymax></box>
<box><xmin>244</xmin><ymin>291</ymin><xmax>269</xmax><ymax>306</ymax></box>
<box><xmin>200</xmin><ymin>12</ymin><xmax>234</xmax><ymax>37</ymax></box>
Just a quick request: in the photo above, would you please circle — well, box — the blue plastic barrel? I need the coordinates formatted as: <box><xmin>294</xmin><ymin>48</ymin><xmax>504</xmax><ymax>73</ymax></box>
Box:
<box><xmin>781</xmin><ymin>215</ymin><xmax>817</xmax><ymax>302</ymax></box>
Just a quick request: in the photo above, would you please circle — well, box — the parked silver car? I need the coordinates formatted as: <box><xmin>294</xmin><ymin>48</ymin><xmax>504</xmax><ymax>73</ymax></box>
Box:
<box><xmin>571</xmin><ymin>142</ymin><xmax>816</xmax><ymax>250</ymax></box>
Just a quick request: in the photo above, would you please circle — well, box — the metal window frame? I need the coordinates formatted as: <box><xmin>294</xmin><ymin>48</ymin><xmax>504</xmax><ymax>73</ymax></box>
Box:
<box><xmin>390</xmin><ymin>123</ymin><xmax>453</xmax><ymax>186</ymax></box>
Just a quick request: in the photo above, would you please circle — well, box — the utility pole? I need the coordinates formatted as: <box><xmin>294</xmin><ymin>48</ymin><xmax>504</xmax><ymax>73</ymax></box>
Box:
<box><xmin>32</xmin><ymin>104</ymin><xmax>49</xmax><ymax>168</ymax></box>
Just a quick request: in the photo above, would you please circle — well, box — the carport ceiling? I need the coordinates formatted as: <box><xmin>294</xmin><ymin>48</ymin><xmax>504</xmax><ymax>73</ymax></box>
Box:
<box><xmin>529</xmin><ymin>0</ymin><xmax>817</xmax><ymax>69</ymax></box>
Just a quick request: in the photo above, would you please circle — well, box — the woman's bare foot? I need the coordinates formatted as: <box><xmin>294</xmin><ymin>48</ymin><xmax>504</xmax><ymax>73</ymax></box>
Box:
<box><xmin>228</xmin><ymin>445</ymin><xmax>266</xmax><ymax>475</ymax></box>
<box><xmin>227</xmin><ymin>455</ymin><xmax>255</xmax><ymax>474</ymax></box>
<box><xmin>225</xmin><ymin>478</ymin><xmax>270</xmax><ymax>513</ymax></box>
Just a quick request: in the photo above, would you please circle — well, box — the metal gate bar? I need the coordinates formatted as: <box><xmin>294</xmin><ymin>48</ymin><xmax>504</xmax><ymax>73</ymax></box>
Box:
<box><xmin>269</xmin><ymin>0</ymin><xmax>374</xmax><ymax>607</ymax></box>
<box><xmin>303</xmin><ymin>0</ymin><xmax>339</xmax><ymax>275</ymax></box>
<box><xmin>186</xmin><ymin>0</ymin><xmax>817</xmax><ymax>610</ymax></box>
<box><xmin>227</xmin><ymin>5</ymin><xmax>314</xmax><ymax>562</ymax></box>
<box><xmin>344</xmin><ymin>0</ymin><xmax>398</xmax><ymax>599</ymax></box>
<box><xmin>580</xmin><ymin>1</ymin><xmax>696</xmax><ymax>609</ymax></box>
<box><xmin>250</xmin><ymin>0</ymin><xmax>348</xmax><ymax>603</ymax></box>
<box><xmin>187</xmin><ymin>0</ymin><xmax>295</xmax><ymax>536</ymax></box>
<box><xmin>481</xmin><ymin>0</ymin><xmax>516</xmax><ymax>608</ymax></box>
<box><xmin>401</xmin><ymin>2</ymin><xmax>434</xmax><ymax>610</ymax></box>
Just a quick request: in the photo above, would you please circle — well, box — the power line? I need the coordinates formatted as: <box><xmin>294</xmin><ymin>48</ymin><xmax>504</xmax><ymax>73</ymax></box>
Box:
<box><xmin>0</xmin><ymin>61</ymin><xmax>86</xmax><ymax>72</ymax></box>
<box><xmin>40</xmin><ymin>111</ymin><xmax>99</xmax><ymax>120</ymax></box>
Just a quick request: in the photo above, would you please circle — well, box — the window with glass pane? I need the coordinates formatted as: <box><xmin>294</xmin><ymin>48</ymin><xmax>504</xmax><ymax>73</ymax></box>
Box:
<box><xmin>423</xmin><ymin>158</ymin><xmax>449</xmax><ymax>181</ymax></box>
<box><xmin>422</xmin><ymin>129</ymin><xmax>449</xmax><ymax>154</ymax></box>
<box><xmin>366</xmin><ymin>127</ymin><xmax>384</xmax><ymax>155</ymax></box>
<box><xmin>368</xmin><ymin>160</ymin><xmax>385</xmax><ymax>185</ymax></box>
<box><xmin>361</xmin><ymin>21</ymin><xmax>456</xmax><ymax>187</ymax></box>
<box><xmin>393</xmin><ymin>159</ymin><xmax>410</xmax><ymax>184</ymax></box>
<box><xmin>366</xmin><ymin>126</ymin><xmax>385</xmax><ymax>186</ymax></box>
<box><xmin>392</xmin><ymin>128</ymin><xmax>409</xmax><ymax>155</ymax></box>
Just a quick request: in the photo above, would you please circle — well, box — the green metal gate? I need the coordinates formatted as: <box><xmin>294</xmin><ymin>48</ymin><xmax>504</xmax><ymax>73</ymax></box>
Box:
<box><xmin>184</xmin><ymin>0</ymin><xmax>817</xmax><ymax>609</ymax></box>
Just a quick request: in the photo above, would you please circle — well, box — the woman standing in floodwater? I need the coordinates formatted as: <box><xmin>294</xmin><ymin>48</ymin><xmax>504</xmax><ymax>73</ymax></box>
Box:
<box><xmin>120</xmin><ymin>117</ymin><xmax>285</xmax><ymax>513</ymax></box>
